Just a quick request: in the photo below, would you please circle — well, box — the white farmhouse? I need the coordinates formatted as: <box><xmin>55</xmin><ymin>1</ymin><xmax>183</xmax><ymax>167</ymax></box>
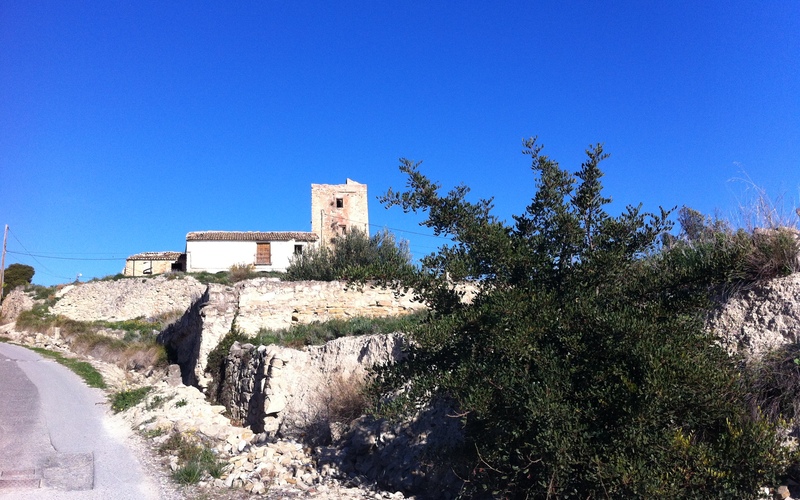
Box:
<box><xmin>185</xmin><ymin>231</ymin><xmax>318</xmax><ymax>273</ymax></box>
<box><xmin>124</xmin><ymin>180</ymin><xmax>366</xmax><ymax>277</ymax></box>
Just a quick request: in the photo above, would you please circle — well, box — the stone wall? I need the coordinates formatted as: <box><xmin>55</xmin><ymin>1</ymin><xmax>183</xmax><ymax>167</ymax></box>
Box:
<box><xmin>311</xmin><ymin>179</ymin><xmax>369</xmax><ymax>246</ymax></box>
<box><xmin>235</xmin><ymin>279</ymin><xmax>423</xmax><ymax>334</ymax></box>
<box><xmin>50</xmin><ymin>277</ymin><xmax>422</xmax><ymax>332</ymax></box>
<box><xmin>24</xmin><ymin>276</ymin><xmax>421</xmax><ymax>388</ymax></box>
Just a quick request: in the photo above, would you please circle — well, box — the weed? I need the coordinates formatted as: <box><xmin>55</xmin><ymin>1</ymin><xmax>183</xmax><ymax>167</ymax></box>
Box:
<box><xmin>185</xmin><ymin>270</ymin><xmax>284</xmax><ymax>285</ymax></box>
<box><xmin>174</xmin><ymin>399</ymin><xmax>188</xmax><ymax>408</ymax></box>
<box><xmin>728</xmin><ymin>172</ymin><xmax>800</xmax><ymax>232</ymax></box>
<box><xmin>159</xmin><ymin>432</ymin><xmax>225</xmax><ymax>484</ymax></box>
<box><xmin>229</xmin><ymin>263</ymin><xmax>256</xmax><ymax>282</ymax></box>
<box><xmin>145</xmin><ymin>394</ymin><xmax>168</xmax><ymax>411</ymax></box>
<box><xmin>198</xmin><ymin>447</ymin><xmax>225</xmax><ymax>478</ymax></box>
<box><xmin>143</xmin><ymin>428</ymin><xmax>165</xmax><ymax>438</ymax></box>
<box><xmin>173</xmin><ymin>462</ymin><xmax>203</xmax><ymax>485</ymax></box>
<box><xmin>98</xmin><ymin>273</ymin><xmax>128</xmax><ymax>282</ymax></box>
<box><xmin>16</xmin><ymin>305</ymin><xmax>171</xmax><ymax>372</ymax></box>
<box><xmin>27</xmin><ymin>284</ymin><xmax>59</xmax><ymax>302</ymax></box>
<box><xmin>111</xmin><ymin>386</ymin><xmax>152</xmax><ymax>413</ymax></box>
<box><xmin>303</xmin><ymin>373</ymin><xmax>369</xmax><ymax>444</ymax></box>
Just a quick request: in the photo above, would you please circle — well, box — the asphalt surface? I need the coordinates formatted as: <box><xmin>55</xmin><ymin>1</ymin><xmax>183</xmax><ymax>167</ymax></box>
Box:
<box><xmin>0</xmin><ymin>342</ymin><xmax>167</xmax><ymax>499</ymax></box>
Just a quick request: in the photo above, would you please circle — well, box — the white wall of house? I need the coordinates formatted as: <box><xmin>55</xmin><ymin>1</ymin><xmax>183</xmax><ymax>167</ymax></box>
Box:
<box><xmin>186</xmin><ymin>240</ymin><xmax>310</xmax><ymax>273</ymax></box>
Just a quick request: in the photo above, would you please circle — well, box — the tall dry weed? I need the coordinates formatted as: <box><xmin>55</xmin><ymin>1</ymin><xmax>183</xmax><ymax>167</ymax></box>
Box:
<box><xmin>728</xmin><ymin>172</ymin><xmax>800</xmax><ymax>231</ymax></box>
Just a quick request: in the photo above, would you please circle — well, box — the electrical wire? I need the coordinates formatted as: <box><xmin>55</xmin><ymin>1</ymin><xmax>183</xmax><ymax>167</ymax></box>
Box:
<box><xmin>5</xmin><ymin>251</ymin><xmax>124</xmax><ymax>261</ymax></box>
<box><xmin>7</xmin><ymin>229</ymin><xmax>73</xmax><ymax>280</ymax></box>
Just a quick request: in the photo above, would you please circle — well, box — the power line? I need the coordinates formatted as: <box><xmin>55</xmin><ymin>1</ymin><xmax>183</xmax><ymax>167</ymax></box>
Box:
<box><xmin>7</xmin><ymin>229</ymin><xmax>73</xmax><ymax>280</ymax></box>
<box><xmin>6</xmin><ymin>251</ymin><xmax>124</xmax><ymax>262</ymax></box>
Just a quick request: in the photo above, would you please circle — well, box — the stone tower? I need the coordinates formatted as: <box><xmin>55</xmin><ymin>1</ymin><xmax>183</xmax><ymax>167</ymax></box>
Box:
<box><xmin>311</xmin><ymin>179</ymin><xmax>369</xmax><ymax>247</ymax></box>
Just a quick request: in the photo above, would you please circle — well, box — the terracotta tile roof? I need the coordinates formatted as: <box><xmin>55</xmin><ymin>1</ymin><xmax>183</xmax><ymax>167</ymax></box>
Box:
<box><xmin>186</xmin><ymin>231</ymin><xmax>319</xmax><ymax>242</ymax></box>
<box><xmin>127</xmin><ymin>251</ymin><xmax>184</xmax><ymax>261</ymax></box>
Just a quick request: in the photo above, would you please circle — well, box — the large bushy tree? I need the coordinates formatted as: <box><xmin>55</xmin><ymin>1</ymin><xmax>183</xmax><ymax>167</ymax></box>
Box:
<box><xmin>3</xmin><ymin>263</ymin><xmax>35</xmax><ymax>293</ymax></box>
<box><xmin>372</xmin><ymin>138</ymin><xmax>789</xmax><ymax>498</ymax></box>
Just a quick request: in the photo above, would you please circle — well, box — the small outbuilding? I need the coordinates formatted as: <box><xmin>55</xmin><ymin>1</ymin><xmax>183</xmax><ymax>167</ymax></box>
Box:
<box><xmin>185</xmin><ymin>231</ymin><xmax>318</xmax><ymax>274</ymax></box>
<box><xmin>124</xmin><ymin>251</ymin><xmax>186</xmax><ymax>277</ymax></box>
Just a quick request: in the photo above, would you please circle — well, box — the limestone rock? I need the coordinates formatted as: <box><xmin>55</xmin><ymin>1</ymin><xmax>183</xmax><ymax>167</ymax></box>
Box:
<box><xmin>219</xmin><ymin>334</ymin><xmax>406</xmax><ymax>439</ymax></box>
<box><xmin>1</xmin><ymin>287</ymin><xmax>35</xmax><ymax>322</ymax></box>
<box><xmin>51</xmin><ymin>275</ymin><xmax>205</xmax><ymax>322</ymax></box>
<box><xmin>708</xmin><ymin>273</ymin><xmax>800</xmax><ymax>358</ymax></box>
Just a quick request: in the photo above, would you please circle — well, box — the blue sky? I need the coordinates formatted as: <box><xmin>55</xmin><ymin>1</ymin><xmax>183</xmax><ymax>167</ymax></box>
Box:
<box><xmin>1</xmin><ymin>1</ymin><xmax>798</xmax><ymax>286</ymax></box>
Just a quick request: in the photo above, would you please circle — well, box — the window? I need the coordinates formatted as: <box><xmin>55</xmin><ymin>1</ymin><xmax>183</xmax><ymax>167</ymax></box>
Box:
<box><xmin>294</xmin><ymin>244</ymin><xmax>303</xmax><ymax>255</ymax></box>
<box><xmin>336</xmin><ymin>197</ymin><xmax>344</xmax><ymax>208</ymax></box>
<box><xmin>339</xmin><ymin>225</ymin><xmax>347</xmax><ymax>236</ymax></box>
<box><xmin>256</xmin><ymin>242</ymin><xmax>271</xmax><ymax>265</ymax></box>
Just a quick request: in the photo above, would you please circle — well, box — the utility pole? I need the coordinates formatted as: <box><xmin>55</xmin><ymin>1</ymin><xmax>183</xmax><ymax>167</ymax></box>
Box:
<box><xmin>0</xmin><ymin>225</ymin><xmax>8</xmax><ymax>303</ymax></box>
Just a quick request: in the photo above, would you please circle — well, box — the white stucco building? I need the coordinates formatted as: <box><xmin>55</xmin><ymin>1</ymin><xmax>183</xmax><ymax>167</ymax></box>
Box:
<box><xmin>125</xmin><ymin>180</ymin><xmax>367</xmax><ymax>277</ymax></box>
<box><xmin>185</xmin><ymin>231</ymin><xmax>318</xmax><ymax>273</ymax></box>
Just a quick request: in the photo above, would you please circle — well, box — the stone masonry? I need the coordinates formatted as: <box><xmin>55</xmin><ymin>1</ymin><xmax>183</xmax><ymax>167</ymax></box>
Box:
<box><xmin>311</xmin><ymin>179</ymin><xmax>369</xmax><ymax>247</ymax></box>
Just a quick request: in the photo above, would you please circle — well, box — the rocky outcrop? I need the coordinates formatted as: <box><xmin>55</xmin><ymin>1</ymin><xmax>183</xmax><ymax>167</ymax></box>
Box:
<box><xmin>157</xmin><ymin>283</ymin><xmax>238</xmax><ymax>386</ymax></box>
<box><xmin>219</xmin><ymin>334</ymin><xmax>405</xmax><ymax>437</ymax></box>
<box><xmin>51</xmin><ymin>276</ymin><xmax>206</xmax><ymax>322</ymax></box>
<box><xmin>39</xmin><ymin>276</ymin><xmax>423</xmax><ymax>387</ymax></box>
<box><xmin>235</xmin><ymin>279</ymin><xmax>423</xmax><ymax>334</ymax></box>
<box><xmin>121</xmin><ymin>381</ymin><xmax>403</xmax><ymax>499</ymax></box>
<box><xmin>1</xmin><ymin>288</ymin><xmax>35</xmax><ymax>322</ymax></box>
<box><xmin>709</xmin><ymin>273</ymin><xmax>800</xmax><ymax>358</ymax></box>
<box><xmin>49</xmin><ymin>277</ymin><xmax>422</xmax><ymax>332</ymax></box>
<box><xmin>217</xmin><ymin>334</ymin><xmax>465</xmax><ymax>498</ymax></box>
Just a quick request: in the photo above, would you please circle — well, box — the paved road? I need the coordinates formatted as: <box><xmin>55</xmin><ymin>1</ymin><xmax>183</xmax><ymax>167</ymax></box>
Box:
<box><xmin>0</xmin><ymin>342</ymin><xmax>168</xmax><ymax>499</ymax></box>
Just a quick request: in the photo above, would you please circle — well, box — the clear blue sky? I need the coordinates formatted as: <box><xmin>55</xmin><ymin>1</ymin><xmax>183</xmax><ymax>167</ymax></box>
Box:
<box><xmin>2</xmin><ymin>1</ymin><xmax>798</xmax><ymax>286</ymax></box>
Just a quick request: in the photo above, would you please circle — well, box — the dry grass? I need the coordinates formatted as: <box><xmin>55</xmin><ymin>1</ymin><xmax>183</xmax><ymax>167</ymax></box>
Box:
<box><xmin>229</xmin><ymin>263</ymin><xmax>256</xmax><ymax>282</ymax></box>
<box><xmin>300</xmin><ymin>372</ymin><xmax>370</xmax><ymax>445</ymax></box>
<box><xmin>323</xmin><ymin>372</ymin><xmax>370</xmax><ymax>424</ymax></box>
<box><xmin>746</xmin><ymin>227</ymin><xmax>800</xmax><ymax>281</ymax></box>
<box><xmin>69</xmin><ymin>333</ymin><xmax>167</xmax><ymax>370</ymax></box>
<box><xmin>15</xmin><ymin>303</ymin><xmax>173</xmax><ymax>373</ymax></box>
<box><xmin>728</xmin><ymin>172</ymin><xmax>800</xmax><ymax>231</ymax></box>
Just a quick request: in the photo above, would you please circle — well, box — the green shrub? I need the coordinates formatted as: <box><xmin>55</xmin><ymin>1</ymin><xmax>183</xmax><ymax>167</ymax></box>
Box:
<box><xmin>27</xmin><ymin>284</ymin><xmax>58</xmax><ymax>302</ymax></box>
<box><xmin>159</xmin><ymin>432</ymin><xmax>225</xmax><ymax>484</ymax></box>
<box><xmin>99</xmin><ymin>273</ymin><xmax>128</xmax><ymax>281</ymax></box>
<box><xmin>284</xmin><ymin>228</ymin><xmax>416</xmax><ymax>282</ymax></box>
<box><xmin>667</xmin><ymin>206</ymin><xmax>799</xmax><ymax>292</ymax></box>
<box><xmin>371</xmin><ymin>140</ymin><xmax>790</xmax><ymax>498</ymax></box>
<box><xmin>111</xmin><ymin>386</ymin><xmax>152</xmax><ymax>413</ymax></box>
<box><xmin>172</xmin><ymin>462</ymin><xmax>202</xmax><ymax>485</ymax></box>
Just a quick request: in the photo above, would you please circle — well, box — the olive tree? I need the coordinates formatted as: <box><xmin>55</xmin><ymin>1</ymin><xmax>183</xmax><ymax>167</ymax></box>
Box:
<box><xmin>371</xmin><ymin>138</ymin><xmax>789</xmax><ymax>498</ymax></box>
